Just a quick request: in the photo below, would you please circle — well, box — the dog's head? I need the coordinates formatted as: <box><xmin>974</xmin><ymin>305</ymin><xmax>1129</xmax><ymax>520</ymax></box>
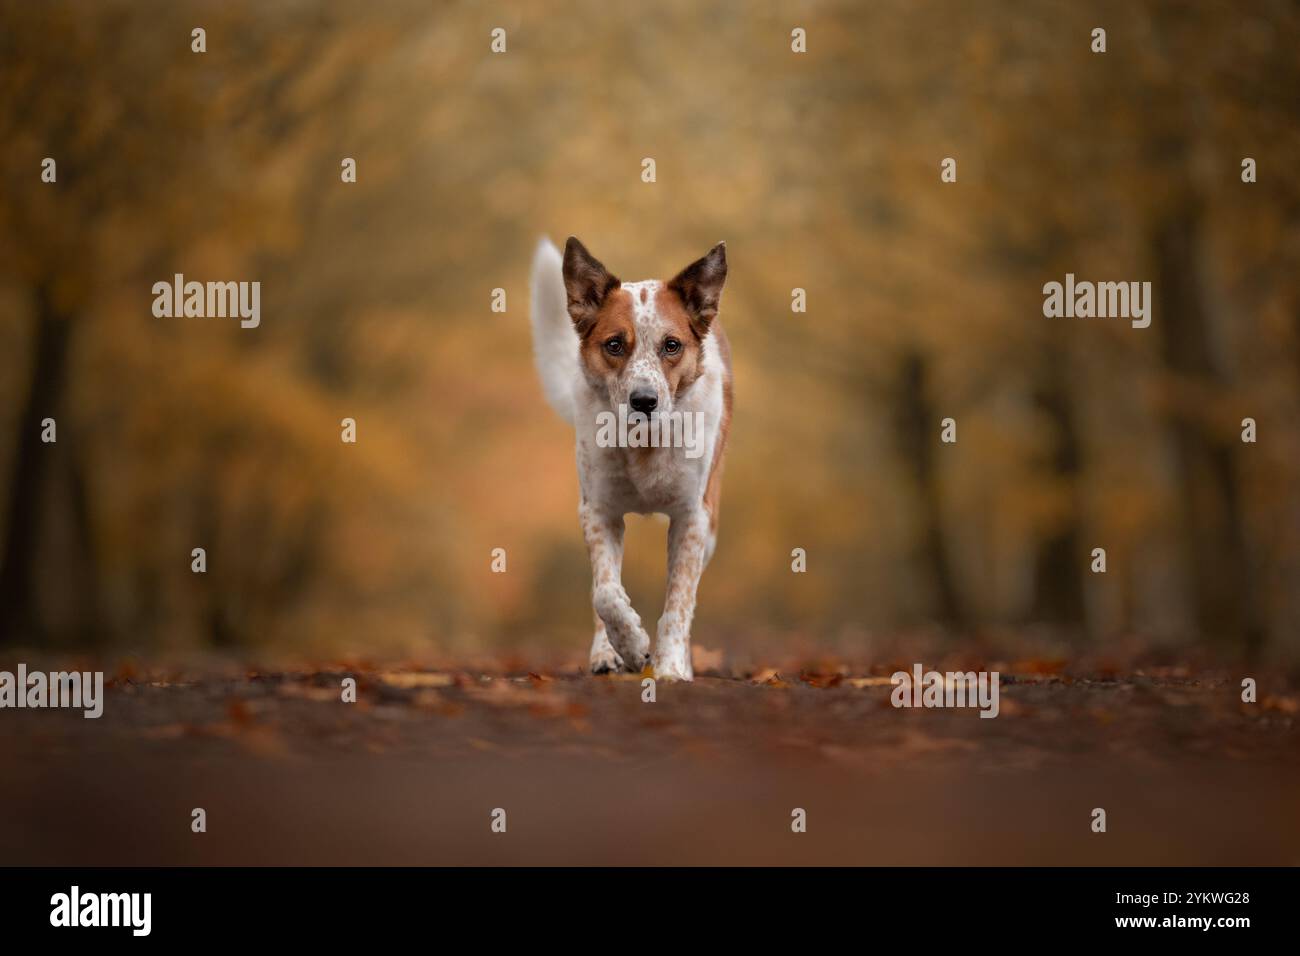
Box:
<box><xmin>562</xmin><ymin>236</ymin><xmax>726</xmax><ymax>415</ymax></box>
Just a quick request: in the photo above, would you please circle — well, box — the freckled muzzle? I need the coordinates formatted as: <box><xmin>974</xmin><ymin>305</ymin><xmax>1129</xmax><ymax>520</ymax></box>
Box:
<box><xmin>620</xmin><ymin>352</ymin><xmax>671</xmax><ymax>416</ymax></box>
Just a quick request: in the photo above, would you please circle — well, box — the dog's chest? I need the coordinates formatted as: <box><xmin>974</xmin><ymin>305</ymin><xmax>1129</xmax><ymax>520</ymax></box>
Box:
<box><xmin>626</xmin><ymin>446</ymin><xmax>697</xmax><ymax>507</ymax></box>
<box><xmin>584</xmin><ymin>443</ymin><xmax>703</xmax><ymax>514</ymax></box>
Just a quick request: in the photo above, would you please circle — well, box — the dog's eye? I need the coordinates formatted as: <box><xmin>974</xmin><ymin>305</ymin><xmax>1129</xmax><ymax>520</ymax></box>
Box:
<box><xmin>604</xmin><ymin>338</ymin><xmax>624</xmax><ymax>356</ymax></box>
<box><xmin>663</xmin><ymin>338</ymin><xmax>681</xmax><ymax>355</ymax></box>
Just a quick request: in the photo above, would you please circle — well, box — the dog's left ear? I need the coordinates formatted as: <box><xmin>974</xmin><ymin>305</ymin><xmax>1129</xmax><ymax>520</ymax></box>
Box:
<box><xmin>667</xmin><ymin>241</ymin><xmax>727</xmax><ymax>338</ymax></box>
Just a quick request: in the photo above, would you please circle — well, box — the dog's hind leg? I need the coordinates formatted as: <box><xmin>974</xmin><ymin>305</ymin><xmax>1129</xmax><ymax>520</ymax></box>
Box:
<box><xmin>589</xmin><ymin>616</ymin><xmax>624</xmax><ymax>675</ymax></box>
<box><xmin>581</xmin><ymin>505</ymin><xmax>651</xmax><ymax>673</ymax></box>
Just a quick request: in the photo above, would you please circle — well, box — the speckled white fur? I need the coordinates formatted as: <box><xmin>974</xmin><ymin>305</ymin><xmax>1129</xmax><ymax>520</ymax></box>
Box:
<box><xmin>530</xmin><ymin>239</ymin><xmax>725</xmax><ymax>680</ymax></box>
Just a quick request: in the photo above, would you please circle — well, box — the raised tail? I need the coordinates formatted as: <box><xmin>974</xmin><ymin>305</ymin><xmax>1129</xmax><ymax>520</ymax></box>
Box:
<box><xmin>529</xmin><ymin>237</ymin><xmax>578</xmax><ymax>425</ymax></box>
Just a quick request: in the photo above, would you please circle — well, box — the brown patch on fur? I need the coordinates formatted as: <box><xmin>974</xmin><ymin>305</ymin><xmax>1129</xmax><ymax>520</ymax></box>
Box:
<box><xmin>563</xmin><ymin>237</ymin><xmax>621</xmax><ymax>337</ymax></box>
<box><xmin>579</xmin><ymin>287</ymin><xmax>635</xmax><ymax>381</ymax></box>
<box><xmin>666</xmin><ymin>242</ymin><xmax>727</xmax><ymax>340</ymax></box>
<box><xmin>654</xmin><ymin>287</ymin><xmax>705</xmax><ymax>400</ymax></box>
<box><xmin>703</xmin><ymin>322</ymin><xmax>732</xmax><ymax>532</ymax></box>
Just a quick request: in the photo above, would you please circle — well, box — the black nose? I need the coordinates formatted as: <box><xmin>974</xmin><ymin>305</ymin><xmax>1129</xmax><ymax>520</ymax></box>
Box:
<box><xmin>629</xmin><ymin>392</ymin><xmax>658</xmax><ymax>414</ymax></box>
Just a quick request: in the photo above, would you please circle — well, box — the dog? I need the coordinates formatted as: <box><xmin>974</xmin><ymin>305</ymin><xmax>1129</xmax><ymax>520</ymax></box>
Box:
<box><xmin>529</xmin><ymin>236</ymin><xmax>732</xmax><ymax>681</ymax></box>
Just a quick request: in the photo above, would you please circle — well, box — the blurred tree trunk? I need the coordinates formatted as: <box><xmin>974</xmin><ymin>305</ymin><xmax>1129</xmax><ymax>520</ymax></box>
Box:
<box><xmin>0</xmin><ymin>287</ymin><xmax>74</xmax><ymax>645</ymax></box>
<box><xmin>1029</xmin><ymin>347</ymin><xmax>1086</xmax><ymax>629</ymax></box>
<box><xmin>66</xmin><ymin>440</ymin><xmax>105</xmax><ymax>644</ymax></box>
<box><xmin>894</xmin><ymin>349</ymin><xmax>965</xmax><ymax>628</ymax></box>
<box><xmin>1153</xmin><ymin>197</ymin><xmax>1262</xmax><ymax>652</ymax></box>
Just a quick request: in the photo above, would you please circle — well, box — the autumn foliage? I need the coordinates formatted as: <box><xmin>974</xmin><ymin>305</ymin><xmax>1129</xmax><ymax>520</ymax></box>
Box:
<box><xmin>1</xmin><ymin>0</ymin><xmax>1298</xmax><ymax>660</ymax></box>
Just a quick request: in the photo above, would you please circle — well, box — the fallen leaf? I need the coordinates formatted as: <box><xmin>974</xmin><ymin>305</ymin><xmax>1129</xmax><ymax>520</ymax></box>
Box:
<box><xmin>226</xmin><ymin>698</ymin><xmax>255</xmax><ymax>726</ymax></box>
<box><xmin>277</xmin><ymin>683</ymin><xmax>338</xmax><ymax>702</ymax></box>
<box><xmin>750</xmin><ymin>669</ymin><xmax>790</xmax><ymax>687</ymax></box>
<box><xmin>377</xmin><ymin>671</ymin><xmax>455</xmax><ymax>689</ymax></box>
<box><xmin>1011</xmin><ymin>659</ymin><xmax>1067</xmax><ymax>676</ymax></box>
<box><xmin>799</xmin><ymin>672</ymin><xmax>843</xmax><ymax>688</ymax></box>
<box><xmin>691</xmin><ymin>645</ymin><xmax>725</xmax><ymax>673</ymax></box>
<box><xmin>1262</xmin><ymin>695</ymin><xmax>1299</xmax><ymax>714</ymax></box>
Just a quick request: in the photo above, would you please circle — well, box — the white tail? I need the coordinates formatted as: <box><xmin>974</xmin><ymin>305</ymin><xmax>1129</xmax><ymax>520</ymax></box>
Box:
<box><xmin>529</xmin><ymin>237</ymin><xmax>578</xmax><ymax>424</ymax></box>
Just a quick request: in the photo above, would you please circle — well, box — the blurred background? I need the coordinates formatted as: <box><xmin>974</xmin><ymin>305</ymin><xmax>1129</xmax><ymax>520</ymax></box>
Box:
<box><xmin>2</xmin><ymin>0</ymin><xmax>1298</xmax><ymax>662</ymax></box>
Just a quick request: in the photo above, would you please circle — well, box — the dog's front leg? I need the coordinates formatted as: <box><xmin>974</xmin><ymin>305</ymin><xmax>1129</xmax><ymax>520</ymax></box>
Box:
<box><xmin>580</xmin><ymin>504</ymin><xmax>650</xmax><ymax>673</ymax></box>
<box><xmin>652</xmin><ymin>507</ymin><xmax>713</xmax><ymax>681</ymax></box>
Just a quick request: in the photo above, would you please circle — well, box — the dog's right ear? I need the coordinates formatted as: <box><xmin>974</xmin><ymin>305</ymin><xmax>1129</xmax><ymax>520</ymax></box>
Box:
<box><xmin>563</xmin><ymin>237</ymin><xmax>620</xmax><ymax>336</ymax></box>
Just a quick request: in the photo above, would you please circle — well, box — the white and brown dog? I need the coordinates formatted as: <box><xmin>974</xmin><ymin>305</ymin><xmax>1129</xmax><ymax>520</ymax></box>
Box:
<box><xmin>529</xmin><ymin>237</ymin><xmax>732</xmax><ymax>681</ymax></box>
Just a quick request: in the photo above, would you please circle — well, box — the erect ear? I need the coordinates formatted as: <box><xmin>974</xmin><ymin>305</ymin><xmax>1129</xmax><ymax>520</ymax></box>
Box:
<box><xmin>563</xmin><ymin>236</ymin><xmax>620</xmax><ymax>336</ymax></box>
<box><xmin>667</xmin><ymin>241</ymin><xmax>727</xmax><ymax>338</ymax></box>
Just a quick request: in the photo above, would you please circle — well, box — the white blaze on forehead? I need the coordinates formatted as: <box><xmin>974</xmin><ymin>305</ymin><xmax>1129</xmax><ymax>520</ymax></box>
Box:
<box><xmin>618</xmin><ymin>280</ymin><xmax>665</xmax><ymax>348</ymax></box>
<box><xmin>617</xmin><ymin>279</ymin><xmax>670</xmax><ymax>402</ymax></box>
<box><xmin>620</xmin><ymin>280</ymin><xmax>662</xmax><ymax>325</ymax></box>
<box><xmin>620</xmin><ymin>280</ymin><xmax>668</xmax><ymax>354</ymax></box>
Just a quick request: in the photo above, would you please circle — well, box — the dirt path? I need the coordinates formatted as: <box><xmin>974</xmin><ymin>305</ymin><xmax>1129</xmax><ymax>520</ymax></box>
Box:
<box><xmin>2</xmin><ymin>659</ymin><xmax>1298</xmax><ymax>865</ymax></box>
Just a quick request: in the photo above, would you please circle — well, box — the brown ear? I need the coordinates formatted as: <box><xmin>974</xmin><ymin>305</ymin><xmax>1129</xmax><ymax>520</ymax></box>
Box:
<box><xmin>667</xmin><ymin>241</ymin><xmax>727</xmax><ymax>338</ymax></box>
<box><xmin>563</xmin><ymin>236</ymin><xmax>620</xmax><ymax>336</ymax></box>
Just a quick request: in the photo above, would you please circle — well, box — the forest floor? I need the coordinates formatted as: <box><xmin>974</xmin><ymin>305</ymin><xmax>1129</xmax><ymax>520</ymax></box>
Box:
<box><xmin>2</xmin><ymin>651</ymin><xmax>1298</xmax><ymax>865</ymax></box>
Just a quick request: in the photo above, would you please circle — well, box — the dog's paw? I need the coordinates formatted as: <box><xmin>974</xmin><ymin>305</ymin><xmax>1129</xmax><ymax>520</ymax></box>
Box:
<box><xmin>609</xmin><ymin>631</ymin><xmax>649</xmax><ymax>673</ymax></box>
<box><xmin>594</xmin><ymin>584</ymin><xmax>651</xmax><ymax>673</ymax></box>
<box><xmin>651</xmin><ymin>645</ymin><xmax>694</xmax><ymax>682</ymax></box>
<box><xmin>604</xmin><ymin>624</ymin><xmax>649</xmax><ymax>673</ymax></box>
<box><xmin>617</xmin><ymin>647</ymin><xmax>650</xmax><ymax>674</ymax></box>
<box><xmin>651</xmin><ymin>654</ymin><xmax>693</xmax><ymax>682</ymax></box>
<box><xmin>589</xmin><ymin>646</ymin><xmax>625</xmax><ymax>675</ymax></box>
<box><xmin>653</xmin><ymin>621</ymin><xmax>694</xmax><ymax>682</ymax></box>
